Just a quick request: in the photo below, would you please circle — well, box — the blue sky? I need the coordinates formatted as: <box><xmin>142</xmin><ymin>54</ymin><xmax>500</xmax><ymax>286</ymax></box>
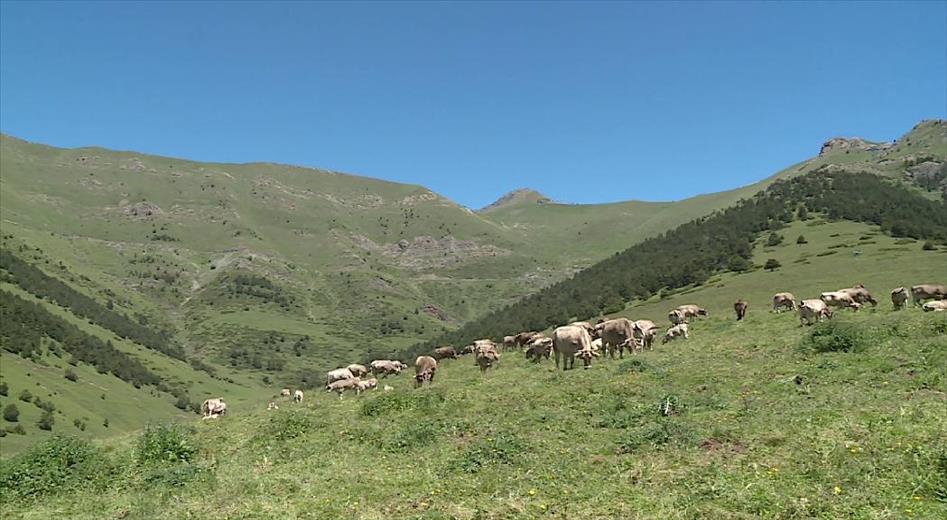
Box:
<box><xmin>1</xmin><ymin>1</ymin><xmax>944</xmax><ymax>208</ymax></box>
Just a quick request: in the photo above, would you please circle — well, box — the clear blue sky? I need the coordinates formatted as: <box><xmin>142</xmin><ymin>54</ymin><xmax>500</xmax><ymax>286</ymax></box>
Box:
<box><xmin>2</xmin><ymin>2</ymin><xmax>945</xmax><ymax>208</ymax></box>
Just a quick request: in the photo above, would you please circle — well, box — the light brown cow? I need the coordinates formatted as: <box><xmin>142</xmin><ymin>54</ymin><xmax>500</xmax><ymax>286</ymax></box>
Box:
<box><xmin>552</xmin><ymin>325</ymin><xmax>597</xmax><ymax>370</ymax></box>
<box><xmin>599</xmin><ymin>318</ymin><xmax>635</xmax><ymax>359</ymax></box>
<box><xmin>415</xmin><ymin>356</ymin><xmax>438</xmax><ymax>387</ymax></box>
<box><xmin>922</xmin><ymin>300</ymin><xmax>947</xmax><ymax>312</ymax></box>
<box><xmin>799</xmin><ymin>299</ymin><xmax>832</xmax><ymax>326</ymax></box>
<box><xmin>326</xmin><ymin>377</ymin><xmax>361</xmax><ymax>399</ymax></box>
<box><xmin>370</xmin><ymin>360</ymin><xmax>408</xmax><ymax>377</ymax></box>
<box><xmin>432</xmin><ymin>346</ymin><xmax>459</xmax><ymax>360</ymax></box>
<box><xmin>512</xmin><ymin>331</ymin><xmax>540</xmax><ymax>348</ymax></box>
<box><xmin>201</xmin><ymin>398</ymin><xmax>227</xmax><ymax>419</ymax></box>
<box><xmin>772</xmin><ymin>293</ymin><xmax>796</xmax><ymax>313</ymax></box>
<box><xmin>475</xmin><ymin>343</ymin><xmax>501</xmax><ymax>373</ymax></box>
<box><xmin>633</xmin><ymin>320</ymin><xmax>658</xmax><ymax>351</ymax></box>
<box><xmin>911</xmin><ymin>284</ymin><xmax>947</xmax><ymax>305</ymax></box>
<box><xmin>326</xmin><ymin>368</ymin><xmax>355</xmax><ymax>386</ymax></box>
<box><xmin>675</xmin><ymin>304</ymin><xmax>708</xmax><ymax>320</ymax></box>
<box><xmin>502</xmin><ymin>335</ymin><xmax>516</xmax><ymax>350</ymax></box>
<box><xmin>668</xmin><ymin>309</ymin><xmax>686</xmax><ymax>325</ymax></box>
<box><xmin>662</xmin><ymin>324</ymin><xmax>689</xmax><ymax>344</ymax></box>
<box><xmin>280</xmin><ymin>388</ymin><xmax>291</xmax><ymax>397</ymax></box>
<box><xmin>891</xmin><ymin>287</ymin><xmax>909</xmax><ymax>310</ymax></box>
<box><xmin>734</xmin><ymin>299</ymin><xmax>748</xmax><ymax>321</ymax></box>
<box><xmin>356</xmin><ymin>378</ymin><xmax>379</xmax><ymax>392</ymax></box>
<box><xmin>524</xmin><ymin>336</ymin><xmax>553</xmax><ymax>362</ymax></box>
<box><xmin>839</xmin><ymin>285</ymin><xmax>878</xmax><ymax>307</ymax></box>
<box><xmin>346</xmin><ymin>364</ymin><xmax>370</xmax><ymax>377</ymax></box>
<box><xmin>820</xmin><ymin>291</ymin><xmax>861</xmax><ymax>311</ymax></box>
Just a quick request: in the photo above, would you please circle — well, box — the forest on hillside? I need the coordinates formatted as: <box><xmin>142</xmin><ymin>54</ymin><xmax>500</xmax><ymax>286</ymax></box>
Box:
<box><xmin>396</xmin><ymin>171</ymin><xmax>947</xmax><ymax>359</ymax></box>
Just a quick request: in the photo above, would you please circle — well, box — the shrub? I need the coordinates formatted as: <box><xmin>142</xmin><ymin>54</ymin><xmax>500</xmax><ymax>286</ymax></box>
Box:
<box><xmin>0</xmin><ymin>436</ymin><xmax>111</xmax><ymax>500</ymax></box>
<box><xmin>361</xmin><ymin>389</ymin><xmax>447</xmax><ymax>418</ymax></box>
<box><xmin>923</xmin><ymin>241</ymin><xmax>936</xmax><ymax>251</ymax></box>
<box><xmin>616</xmin><ymin>418</ymin><xmax>696</xmax><ymax>454</ymax></box>
<box><xmin>800</xmin><ymin>319</ymin><xmax>869</xmax><ymax>353</ymax></box>
<box><xmin>6</xmin><ymin>424</ymin><xmax>26</xmax><ymax>435</ymax></box>
<box><xmin>457</xmin><ymin>432</ymin><xmax>528</xmax><ymax>473</ymax></box>
<box><xmin>796</xmin><ymin>235</ymin><xmax>808</xmax><ymax>245</ymax></box>
<box><xmin>73</xmin><ymin>419</ymin><xmax>86</xmax><ymax>431</ymax></box>
<box><xmin>3</xmin><ymin>404</ymin><xmax>19</xmax><ymax>422</ymax></box>
<box><xmin>37</xmin><ymin>410</ymin><xmax>55</xmax><ymax>431</ymax></box>
<box><xmin>0</xmin><ymin>381</ymin><xmax>7</xmax><ymax>396</ymax></box>
<box><xmin>103</xmin><ymin>418</ymin><xmax>109</xmax><ymax>428</ymax></box>
<box><xmin>64</xmin><ymin>368</ymin><xmax>78</xmax><ymax>382</ymax></box>
<box><xmin>18</xmin><ymin>389</ymin><xmax>32</xmax><ymax>402</ymax></box>
<box><xmin>764</xmin><ymin>259</ymin><xmax>781</xmax><ymax>271</ymax></box>
<box><xmin>136</xmin><ymin>423</ymin><xmax>197</xmax><ymax>465</ymax></box>
<box><xmin>173</xmin><ymin>394</ymin><xmax>191</xmax><ymax>411</ymax></box>
<box><xmin>766</xmin><ymin>232</ymin><xmax>784</xmax><ymax>247</ymax></box>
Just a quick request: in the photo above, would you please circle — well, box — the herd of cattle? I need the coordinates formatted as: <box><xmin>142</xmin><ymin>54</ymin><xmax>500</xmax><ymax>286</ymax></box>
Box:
<box><xmin>198</xmin><ymin>283</ymin><xmax>944</xmax><ymax>416</ymax></box>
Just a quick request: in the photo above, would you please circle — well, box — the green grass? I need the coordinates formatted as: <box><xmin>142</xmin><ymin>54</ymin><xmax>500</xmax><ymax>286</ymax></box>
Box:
<box><xmin>2</xmin><ymin>303</ymin><xmax>944</xmax><ymax>518</ymax></box>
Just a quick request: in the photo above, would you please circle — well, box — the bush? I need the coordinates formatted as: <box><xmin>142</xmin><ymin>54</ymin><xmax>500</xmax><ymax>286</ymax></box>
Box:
<box><xmin>764</xmin><ymin>258</ymin><xmax>782</xmax><ymax>271</ymax></box>
<box><xmin>0</xmin><ymin>381</ymin><xmax>7</xmax><ymax>396</ymax></box>
<box><xmin>923</xmin><ymin>241</ymin><xmax>936</xmax><ymax>251</ymax></box>
<box><xmin>766</xmin><ymin>232</ymin><xmax>784</xmax><ymax>247</ymax></box>
<box><xmin>3</xmin><ymin>404</ymin><xmax>19</xmax><ymax>422</ymax></box>
<box><xmin>173</xmin><ymin>394</ymin><xmax>191</xmax><ymax>411</ymax></box>
<box><xmin>136</xmin><ymin>423</ymin><xmax>197</xmax><ymax>465</ymax></box>
<box><xmin>361</xmin><ymin>389</ymin><xmax>447</xmax><ymax>418</ymax></box>
<box><xmin>796</xmin><ymin>235</ymin><xmax>808</xmax><ymax>245</ymax></box>
<box><xmin>457</xmin><ymin>432</ymin><xmax>528</xmax><ymax>473</ymax></box>
<box><xmin>0</xmin><ymin>436</ymin><xmax>111</xmax><ymax>500</ymax></box>
<box><xmin>37</xmin><ymin>410</ymin><xmax>55</xmax><ymax>431</ymax></box>
<box><xmin>73</xmin><ymin>419</ymin><xmax>86</xmax><ymax>431</ymax></box>
<box><xmin>800</xmin><ymin>319</ymin><xmax>869</xmax><ymax>353</ymax></box>
<box><xmin>6</xmin><ymin>424</ymin><xmax>26</xmax><ymax>435</ymax></box>
<box><xmin>64</xmin><ymin>368</ymin><xmax>78</xmax><ymax>382</ymax></box>
<box><xmin>18</xmin><ymin>389</ymin><xmax>32</xmax><ymax>402</ymax></box>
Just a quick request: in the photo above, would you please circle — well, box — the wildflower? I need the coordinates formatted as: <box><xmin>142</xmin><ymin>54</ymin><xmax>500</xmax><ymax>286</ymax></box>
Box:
<box><xmin>833</xmin><ymin>486</ymin><xmax>842</xmax><ymax>495</ymax></box>
<box><xmin>913</xmin><ymin>496</ymin><xmax>922</xmax><ymax>500</ymax></box>
<box><xmin>528</xmin><ymin>489</ymin><xmax>537</xmax><ymax>496</ymax></box>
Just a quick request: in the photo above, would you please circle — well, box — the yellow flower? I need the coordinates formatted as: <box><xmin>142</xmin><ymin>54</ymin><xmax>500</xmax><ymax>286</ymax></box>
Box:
<box><xmin>528</xmin><ymin>489</ymin><xmax>537</xmax><ymax>496</ymax></box>
<box><xmin>913</xmin><ymin>496</ymin><xmax>922</xmax><ymax>500</ymax></box>
<box><xmin>833</xmin><ymin>486</ymin><xmax>842</xmax><ymax>495</ymax></box>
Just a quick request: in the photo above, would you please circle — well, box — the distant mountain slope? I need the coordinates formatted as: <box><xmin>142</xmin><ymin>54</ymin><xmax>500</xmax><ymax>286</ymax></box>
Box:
<box><xmin>0</xmin><ymin>119</ymin><xmax>943</xmax><ymax>408</ymax></box>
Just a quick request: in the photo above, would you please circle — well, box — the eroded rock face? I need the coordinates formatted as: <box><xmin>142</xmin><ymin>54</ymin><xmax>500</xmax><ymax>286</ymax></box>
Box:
<box><xmin>123</xmin><ymin>201</ymin><xmax>163</xmax><ymax>219</ymax></box>
<box><xmin>349</xmin><ymin>233</ymin><xmax>510</xmax><ymax>270</ymax></box>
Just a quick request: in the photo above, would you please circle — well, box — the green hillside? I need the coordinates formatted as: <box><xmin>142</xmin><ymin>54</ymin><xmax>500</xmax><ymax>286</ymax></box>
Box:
<box><xmin>2</xmin><ymin>217</ymin><xmax>944</xmax><ymax>518</ymax></box>
<box><xmin>0</xmin><ymin>120</ymin><xmax>944</xmax><ymax>460</ymax></box>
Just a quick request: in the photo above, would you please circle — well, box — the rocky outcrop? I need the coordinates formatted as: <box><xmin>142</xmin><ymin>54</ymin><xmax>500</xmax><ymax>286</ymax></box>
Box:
<box><xmin>819</xmin><ymin>137</ymin><xmax>893</xmax><ymax>157</ymax></box>
<box><xmin>122</xmin><ymin>201</ymin><xmax>163</xmax><ymax>219</ymax></box>
<box><xmin>480</xmin><ymin>189</ymin><xmax>551</xmax><ymax>212</ymax></box>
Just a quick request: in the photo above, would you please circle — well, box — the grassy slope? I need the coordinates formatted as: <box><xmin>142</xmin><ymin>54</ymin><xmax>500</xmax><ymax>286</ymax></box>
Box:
<box><xmin>2</xmin><ymin>219</ymin><xmax>945</xmax><ymax>519</ymax></box>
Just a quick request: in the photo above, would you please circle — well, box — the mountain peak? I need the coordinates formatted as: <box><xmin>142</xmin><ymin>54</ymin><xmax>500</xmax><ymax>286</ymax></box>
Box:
<box><xmin>480</xmin><ymin>188</ymin><xmax>551</xmax><ymax>212</ymax></box>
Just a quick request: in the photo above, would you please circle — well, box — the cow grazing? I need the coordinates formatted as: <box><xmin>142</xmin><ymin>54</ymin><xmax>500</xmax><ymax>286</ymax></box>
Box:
<box><xmin>772</xmin><ymin>293</ymin><xmax>796</xmax><ymax>313</ymax></box>
<box><xmin>675</xmin><ymin>304</ymin><xmax>708</xmax><ymax>320</ymax></box>
<box><xmin>911</xmin><ymin>284</ymin><xmax>947</xmax><ymax>306</ymax></box>
<box><xmin>293</xmin><ymin>390</ymin><xmax>304</xmax><ymax>403</ymax></box>
<box><xmin>326</xmin><ymin>368</ymin><xmax>355</xmax><ymax>386</ymax></box>
<box><xmin>662</xmin><ymin>324</ymin><xmax>689</xmax><ymax>344</ymax></box>
<box><xmin>432</xmin><ymin>346</ymin><xmax>459</xmax><ymax>360</ymax></box>
<box><xmin>734</xmin><ymin>299</ymin><xmax>748</xmax><ymax>321</ymax></box>
<box><xmin>820</xmin><ymin>291</ymin><xmax>861</xmax><ymax>311</ymax></box>
<box><xmin>267</xmin><ymin>402</ymin><xmax>279</xmax><ymax>411</ymax></box>
<box><xmin>512</xmin><ymin>331</ymin><xmax>540</xmax><ymax>348</ymax></box>
<box><xmin>839</xmin><ymin>285</ymin><xmax>878</xmax><ymax>307</ymax></box>
<box><xmin>280</xmin><ymin>388</ymin><xmax>291</xmax><ymax>397</ymax></box>
<box><xmin>524</xmin><ymin>336</ymin><xmax>553</xmax><ymax>362</ymax></box>
<box><xmin>502</xmin><ymin>335</ymin><xmax>516</xmax><ymax>351</ymax></box>
<box><xmin>633</xmin><ymin>320</ymin><xmax>658</xmax><ymax>351</ymax></box>
<box><xmin>799</xmin><ymin>299</ymin><xmax>832</xmax><ymax>326</ymax></box>
<box><xmin>599</xmin><ymin>318</ymin><xmax>635</xmax><ymax>359</ymax></box>
<box><xmin>922</xmin><ymin>300</ymin><xmax>947</xmax><ymax>312</ymax></box>
<box><xmin>370</xmin><ymin>360</ymin><xmax>408</xmax><ymax>378</ymax></box>
<box><xmin>201</xmin><ymin>398</ymin><xmax>227</xmax><ymax>419</ymax></box>
<box><xmin>415</xmin><ymin>356</ymin><xmax>438</xmax><ymax>387</ymax></box>
<box><xmin>569</xmin><ymin>321</ymin><xmax>597</xmax><ymax>338</ymax></box>
<box><xmin>552</xmin><ymin>325</ymin><xmax>597</xmax><ymax>370</ymax></box>
<box><xmin>346</xmin><ymin>364</ymin><xmax>370</xmax><ymax>377</ymax></box>
<box><xmin>475</xmin><ymin>343</ymin><xmax>501</xmax><ymax>373</ymax></box>
<box><xmin>326</xmin><ymin>377</ymin><xmax>361</xmax><ymax>399</ymax></box>
<box><xmin>668</xmin><ymin>309</ymin><xmax>686</xmax><ymax>325</ymax></box>
<box><xmin>356</xmin><ymin>378</ymin><xmax>379</xmax><ymax>392</ymax></box>
<box><xmin>891</xmin><ymin>287</ymin><xmax>909</xmax><ymax>310</ymax></box>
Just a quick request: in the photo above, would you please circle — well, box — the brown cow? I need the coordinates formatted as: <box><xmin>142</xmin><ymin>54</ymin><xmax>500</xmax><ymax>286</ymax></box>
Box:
<box><xmin>891</xmin><ymin>287</ymin><xmax>909</xmax><ymax>310</ymax></box>
<box><xmin>552</xmin><ymin>325</ymin><xmax>597</xmax><ymax>370</ymax></box>
<box><xmin>599</xmin><ymin>318</ymin><xmax>635</xmax><ymax>359</ymax></box>
<box><xmin>911</xmin><ymin>284</ymin><xmax>947</xmax><ymax>305</ymax></box>
<box><xmin>734</xmin><ymin>299</ymin><xmax>748</xmax><ymax>321</ymax></box>
<box><xmin>432</xmin><ymin>346</ymin><xmax>459</xmax><ymax>360</ymax></box>
<box><xmin>772</xmin><ymin>293</ymin><xmax>796</xmax><ymax>313</ymax></box>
